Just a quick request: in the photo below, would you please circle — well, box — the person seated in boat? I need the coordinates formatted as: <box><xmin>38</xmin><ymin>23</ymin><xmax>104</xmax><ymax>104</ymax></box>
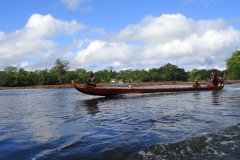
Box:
<box><xmin>84</xmin><ymin>72</ymin><xmax>97</xmax><ymax>87</ymax></box>
<box><xmin>193</xmin><ymin>80</ymin><xmax>201</xmax><ymax>88</ymax></box>
<box><xmin>218</xmin><ymin>77</ymin><xmax>224</xmax><ymax>86</ymax></box>
<box><xmin>210</xmin><ymin>68</ymin><xmax>218</xmax><ymax>86</ymax></box>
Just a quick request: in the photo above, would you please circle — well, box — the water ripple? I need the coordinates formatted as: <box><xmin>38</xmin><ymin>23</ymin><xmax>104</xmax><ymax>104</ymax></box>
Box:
<box><xmin>0</xmin><ymin>84</ymin><xmax>240</xmax><ymax>159</ymax></box>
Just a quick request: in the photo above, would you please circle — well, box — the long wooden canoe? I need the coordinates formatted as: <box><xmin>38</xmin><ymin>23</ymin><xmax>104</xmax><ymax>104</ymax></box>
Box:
<box><xmin>71</xmin><ymin>80</ymin><xmax>224</xmax><ymax>96</ymax></box>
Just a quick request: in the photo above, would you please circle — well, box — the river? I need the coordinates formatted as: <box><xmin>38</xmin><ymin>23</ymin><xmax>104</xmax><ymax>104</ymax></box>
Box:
<box><xmin>0</xmin><ymin>83</ymin><xmax>240</xmax><ymax>159</ymax></box>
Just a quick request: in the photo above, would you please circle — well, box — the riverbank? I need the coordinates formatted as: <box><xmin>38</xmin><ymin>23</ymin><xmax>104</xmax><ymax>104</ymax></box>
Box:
<box><xmin>0</xmin><ymin>80</ymin><xmax>240</xmax><ymax>90</ymax></box>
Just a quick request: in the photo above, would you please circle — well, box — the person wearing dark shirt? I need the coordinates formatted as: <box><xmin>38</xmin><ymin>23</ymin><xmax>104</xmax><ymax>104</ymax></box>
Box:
<box><xmin>85</xmin><ymin>72</ymin><xmax>97</xmax><ymax>87</ymax></box>
<box><xmin>210</xmin><ymin>68</ymin><xmax>218</xmax><ymax>86</ymax></box>
<box><xmin>193</xmin><ymin>80</ymin><xmax>201</xmax><ymax>88</ymax></box>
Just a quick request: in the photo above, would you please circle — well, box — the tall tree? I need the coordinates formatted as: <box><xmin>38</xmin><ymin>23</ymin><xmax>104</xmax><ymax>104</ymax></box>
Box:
<box><xmin>226</xmin><ymin>50</ymin><xmax>240</xmax><ymax>79</ymax></box>
<box><xmin>52</xmin><ymin>58</ymin><xmax>70</xmax><ymax>75</ymax></box>
<box><xmin>51</xmin><ymin>58</ymin><xmax>70</xmax><ymax>84</ymax></box>
<box><xmin>4</xmin><ymin>66</ymin><xmax>18</xmax><ymax>72</ymax></box>
<box><xmin>16</xmin><ymin>68</ymin><xmax>28</xmax><ymax>86</ymax></box>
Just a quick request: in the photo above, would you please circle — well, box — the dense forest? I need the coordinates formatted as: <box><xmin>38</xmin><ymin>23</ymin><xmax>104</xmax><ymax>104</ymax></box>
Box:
<box><xmin>0</xmin><ymin>50</ymin><xmax>239</xmax><ymax>87</ymax></box>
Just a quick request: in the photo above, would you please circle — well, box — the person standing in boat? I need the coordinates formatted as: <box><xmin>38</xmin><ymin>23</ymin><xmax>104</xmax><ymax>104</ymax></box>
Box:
<box><xmin>210</xmin><ymin>68</ymin><xmax>218</xmax><ymax>86</ymax></box>
<box><xmin>85</xmin><ymin>72</ymin><xmax>97</xmax><ymax>87</ymax></box>
<box><xmin>223</xmin><ymin>72</ymin><xmax>227</xmax><ymax>81</ymax></box>
<box><xmin>193</xmin><ymin>80</ymin><xmax>201</xmax><ymax>88</ymax></box>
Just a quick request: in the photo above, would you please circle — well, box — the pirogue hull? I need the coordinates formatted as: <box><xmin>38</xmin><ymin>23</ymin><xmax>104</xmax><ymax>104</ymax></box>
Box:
<box><xmin>71</xmin><ymin>80</ymin><xmax>224</xmax><ymax>96</ymax></box>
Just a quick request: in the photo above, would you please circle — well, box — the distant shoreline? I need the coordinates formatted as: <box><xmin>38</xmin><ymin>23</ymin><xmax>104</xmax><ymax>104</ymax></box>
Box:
<box><xmin>0</xmin><ymin>80</ymin><xmax>240</xmax><ymax>90</ymax></box>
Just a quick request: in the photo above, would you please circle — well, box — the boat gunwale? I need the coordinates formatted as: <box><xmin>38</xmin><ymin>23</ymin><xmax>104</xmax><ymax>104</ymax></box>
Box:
<box><xmin>71</xmin><ymin>80</ymin><xmax>224</xmax><ymax>96</ymax></box>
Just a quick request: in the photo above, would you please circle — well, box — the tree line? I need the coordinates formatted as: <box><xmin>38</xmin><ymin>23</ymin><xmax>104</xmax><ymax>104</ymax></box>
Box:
<box><xmin>0</xmin><ymin>50</ymin><xmax>239</xmax><ymax>87</ymax></box>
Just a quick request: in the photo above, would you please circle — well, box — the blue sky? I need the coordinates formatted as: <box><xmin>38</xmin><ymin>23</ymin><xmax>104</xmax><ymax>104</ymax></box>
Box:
<box><xmin>0</xmin><ymin>0</ymin><xmax>240</xmax><ymax>72</ymax></box>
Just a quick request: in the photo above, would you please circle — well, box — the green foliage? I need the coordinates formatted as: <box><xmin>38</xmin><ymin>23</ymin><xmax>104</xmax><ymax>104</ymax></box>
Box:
<box><xmin>1</xmin><ymin>51</ymin><xmax>239</xmax><ymax>87</ymax></box>
<box><xmin>198</xmin><ymin>69</ymin><xmax>210</xmax><ymax>81</ymax></box>
<box><xmin>95</xmin><ymin>70</ymin><xmax>111</xmax><ymax>83</ymax></box>
<box><xmin>226</xmin><ymin>50</ymin><xmax>240</xmax><ymax>79</ymax></box>
<box><xmin>159</xmin><ymin>63</ymin><xmax>187</xmax><ymax>81</ymax></box>
<box><xmin>1</xmin><ymin>72</ymin><xmax>18</xmax><ymax>87</ymax></box>
<box><xmin>188</xmin><ymin>69</ymin><xmax>201</xmax><ymax>81</ymax></box>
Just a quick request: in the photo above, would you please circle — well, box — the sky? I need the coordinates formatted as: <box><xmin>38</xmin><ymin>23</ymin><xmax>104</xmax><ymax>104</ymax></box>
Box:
<box><xmin>0</xmin><ymin>0</ymin><xmax>240</xmax><ymax>72</ymax></box>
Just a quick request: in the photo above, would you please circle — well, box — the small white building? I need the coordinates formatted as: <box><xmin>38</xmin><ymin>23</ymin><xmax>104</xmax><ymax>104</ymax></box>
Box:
<box><xmin>111</xmin><ymin>79</ymin><xmax>116</xmax><ymax>83</ymax></box>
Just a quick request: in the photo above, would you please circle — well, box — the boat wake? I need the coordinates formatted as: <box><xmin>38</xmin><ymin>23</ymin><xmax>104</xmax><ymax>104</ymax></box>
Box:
<box><xmin>133</xmin><ymin>123</ymin><xmax>240</xmax><ymax>159</ymax></box>
<box><xmin>232</xmin><ymin>87</ymin><xmax>240</xmax><ymax>90</ymax></box>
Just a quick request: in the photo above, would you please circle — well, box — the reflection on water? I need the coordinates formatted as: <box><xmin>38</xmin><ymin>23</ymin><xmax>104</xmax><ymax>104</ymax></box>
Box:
<box><xmin>1</xmin><ymin>84</ymin><xmax>240</xmax><ymax>159</ymax></box>
<box><xmin>193</xmin><ymin>91</ymin><xmax>200</xmax><ymax>101</ymax></box>
<box><xmin>211</xmin><ymin>90</ymin><xmax>222</xmax><ymax>105</ymax></box>
<box><xmin>83</xmin><ymin>99</ymin><xmax>100</xmax><ymax>114</ymax></box>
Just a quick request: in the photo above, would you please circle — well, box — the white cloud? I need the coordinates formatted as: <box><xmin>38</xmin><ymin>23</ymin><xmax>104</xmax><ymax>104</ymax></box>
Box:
<box><xmin>72</xmin><ymin>40</ymin><xmax>142</xmax><ymax>71</ymax></box>
<box><xmin>1</xmin><ymin>13</ymin><xmax>240</xmax><ymax>72</ymax></box>
<box><xmin>20</xmin><ymin>62</ymin><xmax>30</xmax><ymax>68</ymax></box>
<box><xmin>0</xmin><ymin>14</ymin><xmax>85</xmax><ymax>70</ymax></box>
<box><xmin>25</xmin><ymin>14</ymin><xmax>85</xmax><ymax>39</ymax></box>
<box><xmin>89</xmin><ymin>28</ymin><xmax>106</xmax><ymax>36</ymax></box>
<box><xmin>112</xmin><ymin>61</ymin><xmax>121</xmax><ymax>67</ymax></box>
<box><xmin>107</xmin><ymin>14</ymin><xmax>196</xmax><ymax>44</ymax></box>
<box><xmin>0</xmin><ymin>31</ymin><xmax>5</xmax><ymax>39</ymax></box>
<box><xmin>61</xmin><ymin>0</ymin><xmax>91</xmax><ymax>11</ymax></box>
<box><xmin>90</xmin><ymin>14</ymin><xmax>239</xmax><ymax>71</ymax></box>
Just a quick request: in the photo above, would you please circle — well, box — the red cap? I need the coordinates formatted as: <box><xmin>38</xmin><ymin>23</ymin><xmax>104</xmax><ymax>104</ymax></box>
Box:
<box><xmin>212</xmin><ymin>68</ymin><xmax>215</xmax><ymax>70</ymax></box>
